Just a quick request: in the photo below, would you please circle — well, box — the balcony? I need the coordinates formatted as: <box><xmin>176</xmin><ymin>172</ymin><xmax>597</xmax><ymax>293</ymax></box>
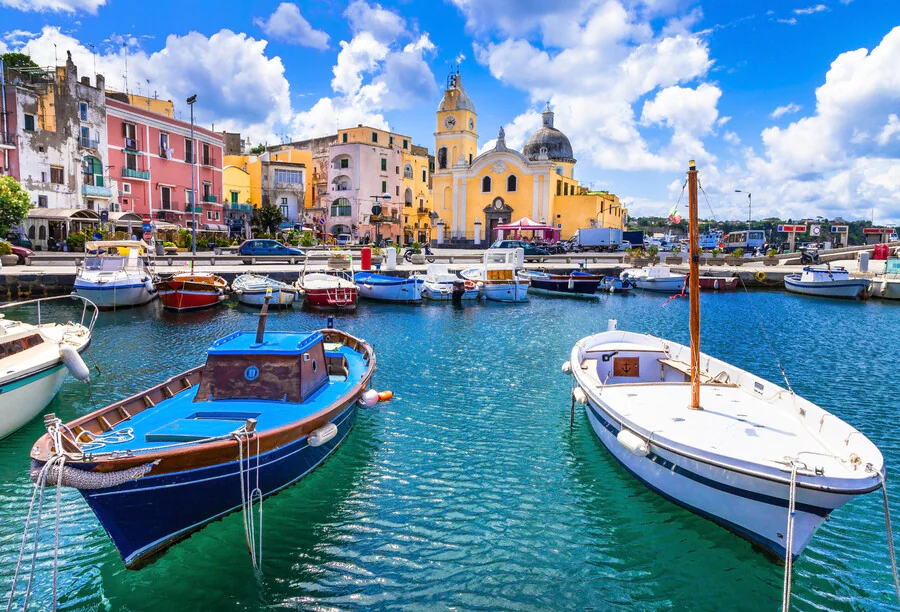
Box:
<box><xmin>0</xmin><ymin>132</ymin><xmax>15</xmax><ymax>147</ymax></box>
<box><xmin>202</xmin><ymin>194</ymin><xmax>218</xmax><ymax>203</ymax></box>
<box><xmin>417</xmin><ymin>207</ymin><xmax>431</xmax><ymax>216</ymax></box>
<box><xmin>227</xmin><ymin>202</ymin><xmax>253</xmax><ymax>211</ymax></box>
<box><xmin>185</xmin><ymin>205</ymin><xmax>203</xmax><ymax>213</ymax></box>
<box><xmin>124</xmin><ymin>138</ymin><xmax>140</xmax><ymax>152</ymax></box>
<box><xmin>201</xmin><ymin>156</ymin><xmax>217</xmax><ymax>167</ymax></box>
<box><xmin>121</xmin><ymin>167</ymin><xmax>150</xmax><ymax>180</ymax></box>
<box><xmin>79</xmin><ymin>135</ymin><xmax>99</xmax><ymax>149</ymax></box>
<box><xmin>157</xmin><ymin>204</ymin><xmax>182</xmax><ymax>217</ymax></box>
<box><xmin>82</xmin><ymin>184</ymin><xmax>112</xmax><ymax>198</ymax></box>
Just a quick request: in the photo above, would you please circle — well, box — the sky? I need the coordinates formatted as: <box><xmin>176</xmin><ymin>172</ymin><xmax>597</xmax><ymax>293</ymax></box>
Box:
<box><xmin>1</xmin><ymin>0</ymin><xmax>899</xmax><ymax>224</ymax></box>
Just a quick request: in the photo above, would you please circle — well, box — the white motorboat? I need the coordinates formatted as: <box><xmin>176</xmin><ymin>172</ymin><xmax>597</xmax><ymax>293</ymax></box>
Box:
<box><xmin>460</xmin><ymin>248</ymin><xmax>530</xmax><ymax>303</ymax></box>
<box><xmin>415</xmin><ymin>264</ymin><xmax>479</xmax><ymax>301</ymax></box>
<box><xmin>353</xmin><ymin>272</ymin><xmax>423</xmax><ymax>303</ymax></box>
<box><xmin>784</xmin><ymin>265</ymin><xmax>870</xmax><ymax>299</ymax></box>
<box><xmin>870</xmin><ymin>257</ymin><xmax>900</xmax><ymax>300</ymax></box>
<box><xmin>0</xmin><ymin>295</ymin><xmax>97</xmax><ymax>439</ymax></box>
<box><xmin>232</xmin><ymin>274</ymin><xmax>299</xmax><ymax>307</ymax></box>
<box><xmin>565</xmin><ymin>161</ymin><xmax>884</xmax><ymax>565</ymax></box>
<box><xmin>620</xmin><ymin>265</ymin><xmax>686</xmax><ymax>292</ymax></box>
<box><xmin>72</xmin><ymin>241</ymin><xmax>157</xmax><ymax>309</ymax></box>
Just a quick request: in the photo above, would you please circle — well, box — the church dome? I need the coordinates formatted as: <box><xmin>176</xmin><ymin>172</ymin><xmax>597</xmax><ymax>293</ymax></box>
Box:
<box><xmin>522</xmin><ymin>105</ymin><xmax>575</xmax><ymax>163</ymax></box>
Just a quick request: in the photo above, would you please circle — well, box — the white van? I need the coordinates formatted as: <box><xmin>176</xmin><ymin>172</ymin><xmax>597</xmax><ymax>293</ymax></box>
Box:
<box><xmin>336</xmin><ymin>234</ymin><xmax>352</xmax><ymax>246</ymax></box>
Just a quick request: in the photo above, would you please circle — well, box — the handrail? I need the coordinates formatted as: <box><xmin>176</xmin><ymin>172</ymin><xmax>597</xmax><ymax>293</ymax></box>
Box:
<box><xmin>0</xmin><ymin>295</ymin><xmax>99</xmax><ymax>334</ymax></box>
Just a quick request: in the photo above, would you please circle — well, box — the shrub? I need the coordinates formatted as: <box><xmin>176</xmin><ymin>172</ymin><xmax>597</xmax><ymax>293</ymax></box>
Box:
<box><xmin>646</xmin><ymin>245</ymin><xmax>659</xmax><ymax>257</ymax></box>
<box><xmin>66</xmin><ymin>232</ymin><xmax>87</xmax><ymax>251</ymax></box>
<box><xmin>299</xmin><ymin>232</ymin><xmax>316</xmax><ymax>247</ymax></box>
<box><xmin>711</xmin><ymin>248</ymin><xmax>722</xmax><ymax>257</ymax></box>
<box><xmin>766</xmin><ymin>248</ymin><xmax>778</xmax><ymax>257</ymax></box>
<box><xmin>372</xmin><ymin>246</ymin><xmax>382</xmax><ymax>255</ymax></box>
<box><xmin>731</xmin><ymin>248</ymin><xmax>745</xmax><ymax>258</ymax></box>
<box><xmin>0</xmin><ymin>241</ymin><xmax>12</xmax><ymax>256</ymax></box>
<box><xmin>163</xmin><ymin>241</ymin><xmax>176</xmax><ymax>248</ymax></box>
<box><xmin>411</xmin><ymin>241</ymin><xmax>421</xmax><ymax>254</ymax></box>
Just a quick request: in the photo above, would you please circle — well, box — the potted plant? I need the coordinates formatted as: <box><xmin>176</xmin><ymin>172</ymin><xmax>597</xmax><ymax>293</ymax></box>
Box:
<box><xmin>646</xmin><ymin>244</ymin><xmax>660</xmax><ymax>264</ymax></box>
<box><xmin>708</xmin><ymin>248</ymin><xmax>725</xmax><ymax>266</ymax></box>
<box><xmin>163</xmin><ymin>241</ymin><xmax>178</xmax><ymax>255</ymax></box>
<box><xmin>0</xmin><ymin>240</ymin><xmax>18</xmax><ymax>266</ymax></box>
<box><xmin>327</xmin><ymin>247</ymin><xmax>350</xmax><ymax>269</ymax></box>
<box><xmin>410</xmin><ymin>241</ymin><xmax>425</xmax><ymax>265</ymax></box>
<box><xmin>764</xmin><ymin>248</ymin><xmax>779</xmax><ymax>266</ymax></box>
<box><xmin>664</xmin><ymin>244</ymin><xmax>682</xmax><ymax>265</ymax></box>
<box><xmin>65</xmin><ymin>231</ymin><xmax>87</xmax><ymax>253</ymax></box>
<box><xmin>631</xmin><ymin>247</ymin><xmax>650</xmax><ymax>266</ymax></box>
<box><xmin>727</xmin><ymin>247</ymin><xmax>745</xmax><ymax>266</ymax></box>
<box><xmin>370</xmin><ymin>246</ymin><xmax>384</xmax><ymax>266</ymax></box>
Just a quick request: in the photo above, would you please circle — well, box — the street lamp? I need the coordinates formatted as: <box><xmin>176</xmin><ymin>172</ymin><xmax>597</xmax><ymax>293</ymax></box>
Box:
<box><xmin>735</xmin><ymin>190</ymin><xmax>751</xmax><ymax>229</ymax></box>
<box><xmin>371</xmin><ymin>192</ymin><xmax>391</xmax><ymax>246</ymax></box>
<box><xmin>186</xmin><ymin>94</ymin><xmax>197</xmax><ymax>254</ymax></box>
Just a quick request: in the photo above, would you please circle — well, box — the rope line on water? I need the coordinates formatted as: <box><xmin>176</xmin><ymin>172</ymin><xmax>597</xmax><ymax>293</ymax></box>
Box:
<box><xmin>234</xmin><ymin>429</ymin><xmax>263</xmax><ymax>576</ymax></box>
<box><xmin>880</xmin><ymin>471</ymin><xmax>900</xmax><ymax>606</ymax></box>
<box><xmin>782</xmin><ymin>463</ymin><xmax>799</xmax><ymax>612</ymax></box>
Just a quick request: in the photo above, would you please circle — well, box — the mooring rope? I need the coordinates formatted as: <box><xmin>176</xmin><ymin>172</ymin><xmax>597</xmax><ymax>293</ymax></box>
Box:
<box><xmin>233</xmin><ymin>430</ymin><xmax>263</xmax><ymax>575</ymax></box>
<box><xmin>880</xmin><ymin>471</ymin><xmax>900</xmax><ymax>606</ymax></box>
<box><xmin>782</xmin><ymin>463</ymin><xmax>799</xmax><ymax>612</ymax></box>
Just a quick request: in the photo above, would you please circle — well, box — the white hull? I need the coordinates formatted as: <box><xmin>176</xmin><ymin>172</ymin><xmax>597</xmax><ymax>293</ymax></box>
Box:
<box><xmin>784</xmin><ymin>277</ymin><xmax>869</xmax><ymax>298</ymax></box>
<box><xmin>421</xmin><ymin>282</ymin><xmax>479</xmax><ymax>301</ymax></box>
<box><xmin>0</xmin><ymin>365</ymin><xmax>69</xmax><ymax>439</ymax></box>
<box><xmin>480</xmin><ymin>281</ymin><xmax>529</xmax><ymax>302</ymax></box>
<box><xmin>236</xmin><ymin>289</ymin><xmax>297</xmax><ymax>307</ymax></box>
<box><xmin>72</xmin><ymin>283</ymin><xmax>156</xmax><ymax>308</ymax></box>
<box><xmin>357</xmin><ymin>279</ymin><xmax>422</xmax><ymax>302</ymax></box>
<box><xmin>870</xmin><ymin>278</ymin><xmax>900</xmax><ymax>300</ymax></box>
<box><xmin>631</xmin><ymin>277</ymin><xmax>685</xmax><ymax>292</ymax></box>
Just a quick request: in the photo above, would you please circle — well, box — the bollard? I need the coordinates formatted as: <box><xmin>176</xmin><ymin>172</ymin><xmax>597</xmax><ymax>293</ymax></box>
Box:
<box><xmin>361</xmin><ymin>247</ymin><xmax>372</xmax><ymax>271</ymax></box>
<box><xmin>385</xmin><ymin>248</ymin><xmax>397</xmax><ymax>271</ymax></box>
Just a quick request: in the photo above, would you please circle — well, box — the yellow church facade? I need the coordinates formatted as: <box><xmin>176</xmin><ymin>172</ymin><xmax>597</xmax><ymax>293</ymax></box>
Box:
<box><xmin>431</xmin><ymin>74</ymin><xmax>624</xmax><ymax>243</ymax></box>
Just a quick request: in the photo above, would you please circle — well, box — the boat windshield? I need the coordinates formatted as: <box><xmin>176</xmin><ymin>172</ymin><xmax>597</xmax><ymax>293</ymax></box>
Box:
<box><xmin>885</xmin><ymin>258</ymin><xmax>900</xmax><ymax>275</ymax></box>
<box><xmin>84</xmin><ymin>257</ymin><xmax>126</xmax><ymax>271</ymax></box>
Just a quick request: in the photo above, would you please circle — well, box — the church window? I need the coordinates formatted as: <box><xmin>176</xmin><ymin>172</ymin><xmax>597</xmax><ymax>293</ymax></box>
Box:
<box><xmin>556</xmin><ymin>180</ymin><xmax>562</xmax><ymax>196</ymax></box>
<box><xmin>403</xmin><ymin>163</ymin><xmax>413</xmax><ymax>179</ymax></box>
<box><xmin>438</xmin><ymin>147</ymin><xmax>447</xmax><ymax>169</ymax></box>
<box><xmin>469</xmin><ymin>153</ymin><xmax>472</xmax><ymax>165</ymax></box>
<box><xmin>482</xmin><ymin>176</ymin><xmax>492</xmax><ymax>193</ymax></box>
<box><xmin>507</xmin><ymin>175</ymin><xmax>517</xmax><ymax>192</ymax></box>
<box><xmin>564</xmin><ymin>184</ymin><xmax>569</xmax><ymax>196</ymax></box>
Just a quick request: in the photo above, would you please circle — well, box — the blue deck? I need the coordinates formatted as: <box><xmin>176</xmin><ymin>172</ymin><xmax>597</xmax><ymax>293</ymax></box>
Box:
<box><xmin>354</xmin><ymin>272</ymin><xmax>421</xmax><ymax>286</ymax></box>
<box><xmin>88</xmin><ymin>340</ymin><xmax>367</xmax><ymax>454</ymax></box>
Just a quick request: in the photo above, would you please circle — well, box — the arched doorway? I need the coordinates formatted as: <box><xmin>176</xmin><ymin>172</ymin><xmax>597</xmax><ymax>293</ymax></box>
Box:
<box><xmin>483</xmin><ymin>197</ymin><xmax>513</xmax><ymax>240</ymax></box>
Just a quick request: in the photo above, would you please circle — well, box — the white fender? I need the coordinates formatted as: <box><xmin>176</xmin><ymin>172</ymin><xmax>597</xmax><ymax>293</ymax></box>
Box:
<box><xmin>561</xmin><ymin>361</ymin><xmax>572</xmax><ymax>375</ymax></box>
<box><xmin>568</xmin><ymin>276</ymin><xmax>575</xmax><ymax>290</ymax></box>
<box><xmin>60</xmin><ymin>344</ymin><xmax>90</xmax><ymax>383</ymax></box>
<box><xmin>358</xmin><ymin>389</ymin><xmax>380</xmax><ymax>408</ymax></box>
<box><xmin>144</xmin><ymin>278</ymin><xmax>155</xmax><ymax>293</ymax></box>
<box><xmin>617</xmin><ymin>429</ymin><xmax>649</xmax><ymax>457</ymax></box>
<box><xmin>713</xmin><ymin>279</ymin><xmax>719</xmax><ymax>290</ymax></box>
<box><xmin>573</xmin><ymin>388</ymin><xmax>588</xmax><ymax>405</ymax></box>
<box><xmin>308</xmin><ymin>422</ymin><xmax>337</xmax><ymax>447</ymax></box>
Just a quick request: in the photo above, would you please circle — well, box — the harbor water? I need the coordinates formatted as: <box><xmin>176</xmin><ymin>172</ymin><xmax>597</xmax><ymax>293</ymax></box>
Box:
<box><xmin>0</xmin><ymin>291</ymin><xmax>898</xmax><ymax>610</ymax></box>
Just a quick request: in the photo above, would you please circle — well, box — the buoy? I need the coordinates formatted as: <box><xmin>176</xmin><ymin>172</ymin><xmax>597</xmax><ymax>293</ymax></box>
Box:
<box><xmin>573</xmin><ymin>388</ymin><xmax>588</xmax><ymax>405</ymax></box>
<box><xmin>308</xmin><ymin>422</ymin><xmax>337</xmax><ymax>447</ymax></box>
<box><xmin>358</xmin><ymin>389</ymin><xmax>380</xmax><ymax>408</ymax></box>
<box><xmin>144</xmin><ymin>278</ymin><xmax>155</xmax><ymax>293</ymax></box>
<box><xmin>377</xmin><ymin>390</ymin><xmax>393</xmax><ymax>402</ymax></box>
<box><xmin>616</xmin><ymin>429</ymin><xmax>649</xmax><ymax>457</ymax></box>
<box><xmin>60</xmin><ymin>344</ymin><xmax>90</xmax><ymax>383</ymax></box>
<box><xmin>568</xmin><ymin>276</ymin><xmax>575</xmax><ymax>290</ymax></box>
<box><xmin>561</xmin><ymin>361</ymin><xmax>572</xmax><ymax>375</ymax></box>
<box><xmin>755</xmin><ymin>271</ymin><xmax>767</xmax><ymax>282</ymax></box>
<box><xmin>607</xmin><ymin>319</ymin><xmax>618</xmax><ymax>331</ymax></box>
<box><xmin>713</xmin><ymin>279</ymin><xmax>719</xmax><ymax>290</ymax></box>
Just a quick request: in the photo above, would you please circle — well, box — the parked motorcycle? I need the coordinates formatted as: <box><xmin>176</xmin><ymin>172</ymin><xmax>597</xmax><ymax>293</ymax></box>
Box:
<box><xmin>404</xmin><ymin>245</ymin><xmax>436</xmax><ymax>263</ymax></box>
<box><xmin>799</xmin><ymin>246</ymin><xmax>820</xmax><ymax>265</ymax></box>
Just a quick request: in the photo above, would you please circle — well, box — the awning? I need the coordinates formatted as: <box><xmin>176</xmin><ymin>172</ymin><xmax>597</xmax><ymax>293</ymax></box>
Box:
<box><xmin>26</xmin><ymin>208</ymin><xmax>100</xmax><ymax>222</ymax></box>
<box><xmin>202</xmin><ymin>223</ymin><xmax>229</xmax><ymax>232</ymax></box>
<box><xmin>493</xmin><ymin>217</ymin><xmax>553</xmax><ymax>231</ymax></box>
<box><xmin>107</xmin><ymin>212</ymin><xmax>143</xmax><ymax>228</ymax></box>
<box><xmin>85</xmin><ymin>240</ymin><xmax>149</xmax><ymax>251</ymax></box>
<box><xmin>153</xmin><ymin>222</ymin><xmax>182</xmax><ymax>231</ymax></box>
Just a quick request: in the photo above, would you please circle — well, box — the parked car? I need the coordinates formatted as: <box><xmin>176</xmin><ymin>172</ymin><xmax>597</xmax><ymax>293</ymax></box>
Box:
<box><xmin>0</xmin><ymin>239</ymin><xmax>34</xmax><ymax>265</ymax></box>
<box><xmin>237</xmin><ymin>239</ymin><xmax>304</xmax><ymax>264</ymax></box>
<box><xmin>335</xmin><ymin>233</ymin><xmax>352</xmax><ymax>246</ymax></box>
<box><xmin>489</xmin><ymin>239</ymin><xmax>550</xmax><ymax>262</ymax></box>
<box><xmin>5</xmin><ymin>231</ymin><xmax>34</xmax><ymax>250</ymax></box>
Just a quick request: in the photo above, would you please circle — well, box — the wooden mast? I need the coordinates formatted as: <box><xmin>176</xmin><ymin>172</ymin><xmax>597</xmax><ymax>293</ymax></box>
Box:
<box><xmin>688</xmin><ymin>160</ymin><xmax>702</xmax><ymax>410</ymax></box>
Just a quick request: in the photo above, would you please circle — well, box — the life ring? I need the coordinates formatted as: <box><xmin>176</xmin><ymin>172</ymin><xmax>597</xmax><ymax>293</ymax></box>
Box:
<box><xmin>755</xmin><ymin>271</ymin><xmax>766</xmax><ymax>282</ymax></box>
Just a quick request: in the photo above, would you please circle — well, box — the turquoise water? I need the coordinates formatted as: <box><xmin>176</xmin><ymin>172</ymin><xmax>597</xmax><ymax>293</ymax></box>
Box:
<box><xmin>0</xmin><ymin>292</ymin><xmax>898</xmax><ymax>610</ymax></box>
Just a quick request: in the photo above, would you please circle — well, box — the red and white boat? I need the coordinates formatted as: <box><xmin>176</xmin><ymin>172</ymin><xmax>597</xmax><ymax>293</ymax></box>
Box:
<box><xmin>693</xmin><ymin>274</ymin><xmax>739</xmax><ymax>291</ymax></box>
<box><xmin>155</xmin><ymin>272</ymin><xmax>228</xmax><ymax>312</ymax></box>
<box><xmin>296</xmin><ymin>253</ymin><xmax>358</xmax><ymax>311</ymax></box>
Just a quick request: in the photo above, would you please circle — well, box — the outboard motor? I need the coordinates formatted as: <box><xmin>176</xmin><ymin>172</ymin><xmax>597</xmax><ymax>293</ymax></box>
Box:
<box><xmin>451</xmin><ymin>280</ymin><xmax>465</xmax><ymax>305</ymax></box>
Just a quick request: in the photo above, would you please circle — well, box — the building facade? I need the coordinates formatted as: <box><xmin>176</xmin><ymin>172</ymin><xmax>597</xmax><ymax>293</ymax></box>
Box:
<box><xmin>431</xmin><ymin>73</ymin><xmax>624</xmax><ymax>244</ymax></box>
<box><xmin>106</xmin><ymin>97</ymin><xmax>226</xmax><ymax>233</ymax></box>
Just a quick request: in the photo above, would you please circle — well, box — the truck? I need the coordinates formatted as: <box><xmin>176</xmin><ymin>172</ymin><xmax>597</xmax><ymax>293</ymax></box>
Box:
<box><xmin>622</xmin><ymin>230</ymin><xmax>644</xmax><ymax>249</ymax></box>
<box><xmin>568</xmin><ymin>227</ymin><xmax>624</xmax><ymax>252</ymax></box>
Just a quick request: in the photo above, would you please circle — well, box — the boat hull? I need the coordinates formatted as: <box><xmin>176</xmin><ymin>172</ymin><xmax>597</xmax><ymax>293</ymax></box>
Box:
<box><xmin>0</xmin><ymin>364</ymin><xmax>69</xmax><ymax>439</ymax></box>
<box><xmin>697</xmin><ymin>276</ymin><xmax>739</xmax><ymax>291</ymax></box>
<box><xmin>784</xmin><ymin>276</ymin><xmax>869</xmax><ymax>299</ymax></box>
<box><xmin>631</xmin><ymin>277</ymin><xmax>685</xmax><ymax>292</ymax></box>
<box><xmin>871</xmin><ymin>278</ymin><xmax>900</xmax><ymax>300</ymax></box>
<box><xmin>304</xmin><ymin>287</ymin><xmax>358</xmax><ymax>310</ymax></box>
<box><xmin>599</xmin><ymin>277</ymin><xmax>631</xmax><ymax>293</ymax></box>
<box><xmin>81</xmin><ymin>403</ymin><xmax>357</xmax><ymax>569</ymax></box>
<box><xmin>480</xmin><ymin>281</ymin><xmax>529</xmax><ymax>302</ymax></box>
<box><xmin>355</xmin><ymin>274</ymin><xmax>422</xmax><ymax>303</ymax></box>
<box><xmin>157</xmin><ymin>287</ymin><xmax>225</xmax><ymax>312</ymax></box>
<box><xmin>583</xmin><ymin>399</ymin><xmax>842</xmax><ymax>559</ymax></box>
<box><xmin>236</xmin><ymin>288</ymin><xmax>298</xmax><ymax>307</ymax></box>
<box><xmin>421</xmin><ymin>282</ymin><xmax>479</xmax><ymax>301</ymax></box>
<box><xmin>73</xmin><ymin>282</ymin><xmax>156</xmax><ymax>309</ymax></box>
<box><xmin>527</xmin><ymin>276</ymin><xmax>601</xmax><ymax>298</ymax></box>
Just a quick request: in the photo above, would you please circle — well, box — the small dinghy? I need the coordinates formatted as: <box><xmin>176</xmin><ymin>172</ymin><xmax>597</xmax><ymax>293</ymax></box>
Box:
<box><xmin>784</xmin><ymin>265</ymin><xmax>870</xmax><ymax>299</ymax></box>
<box><xmin>599</xmin><ymin>276</ymin><xmax>632</xmax><ymax>293</ymax></box>
<box><xmin>620</xmin><ymin>265</ymin><xmax>686</xmax><ymax>292</ymax></box>
<box><xmin>297</xmin><ymin>254</ymin><xmax>359</xmax><ymax>311</ymax></box>
<box><xmin>871</xmin><ymin>257</ymin><xmax>900</xmax><ymax>300</ymax></box>
<box><xmin>156</xmin><ymin>272</ymin><xmax>227</xmax><ymax>312</ymax></box>
<box><xmin>460</xmin><ymin>248</ymin><xmax>530</xmax><ymax>303</ymax></box>
<box><xmin>415</xmin><ymin>265</ymin><xmax>479</xmax><ymax>301</ymax></box>
<box><xmin>232</xmin><ymin>274</ymin><xmax>299</xmax><ymax>307</ymax></box>
<box><xmin>353</xmin><ymin>272</ymin><xmax>423</xmax><ymax>303</ymax></box>
<box><xmin>29</xmin><ymin>294</ymin><xmax>376</xmax><ymax>570</ymax></box>
<box><xmin>517</xmin><ymin>270</ymin><xmax>601</xmax><ymax>298</ymax></box>
<box><xmin>566</xmin><ymin>161</ymin><xmax>884</xmax><ymax>566</ymax></box>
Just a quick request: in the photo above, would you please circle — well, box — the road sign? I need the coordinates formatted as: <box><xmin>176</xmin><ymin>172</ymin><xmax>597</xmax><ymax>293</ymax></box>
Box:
<box><xmin>777</xmin><ymin>224</ymin><xmax>807</xmax><ymax>233</ymax></box>
<box><xmin>811</xmin><ymin>225</ymin><xmax>821</xmax><ymax>236</ymax></box>
<box><xmin>100</xmin><ymin>210</ymin><xmax>109</xmax><ymax>224</ymax></box>
<box><xmin>142</xmin><ymin>215</ymin><xmax>151</xmax><ymax>224</ymax></box>
<box><xmin>143</xmin><ymin>232</ymin><xmax>152</xmax><ymax>241</ymax></box>
<box><xmin>831</xmin><ymin>225</ymin><xmax>849</xmax><ymax>233</ymax></box>
<box><xmin>142</xmin><ymin>223</ymin><xmax>152</xmax><ymax>232</ymax></box>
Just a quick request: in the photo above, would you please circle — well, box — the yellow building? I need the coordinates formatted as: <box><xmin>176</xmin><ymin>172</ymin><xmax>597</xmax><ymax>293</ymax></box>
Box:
<box><xmin>431</xmin><ymin>74</ymin><xmax>624</xmax><ymax>243</ymax></box>
<box><xmin>105</xmin><ymin>90</ymin><xmax>174</xmax><ymax>117</ymax></box>
<box><xmin>401</xmin><ymin>145</ymin><xmax>433</xmax><ymax>244</ymax></box>
<box><xmin>223</xmin><ymin>148</ymin><xmax>314</xmax><ymax>226</ymax></box>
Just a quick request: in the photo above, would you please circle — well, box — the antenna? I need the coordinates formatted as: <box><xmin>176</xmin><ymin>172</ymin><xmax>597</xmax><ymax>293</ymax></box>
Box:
<box><xmin>123</xmin><ymin>42</ymin><xmax>129</xmax><ymax>95</ymax></box>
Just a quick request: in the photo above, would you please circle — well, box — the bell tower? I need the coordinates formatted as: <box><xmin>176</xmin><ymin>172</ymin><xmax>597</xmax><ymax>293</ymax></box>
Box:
<box><xmin>435</xmin><ymin>68</ymin><xmax>478</xmax><ymax>172</ymax></box>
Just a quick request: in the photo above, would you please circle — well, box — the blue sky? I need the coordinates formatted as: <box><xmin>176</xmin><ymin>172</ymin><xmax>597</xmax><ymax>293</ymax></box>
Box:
<box><xmin>2</xmin><ymin>0</ymin><xmax>900</xmax><ymax>223</ymax></box>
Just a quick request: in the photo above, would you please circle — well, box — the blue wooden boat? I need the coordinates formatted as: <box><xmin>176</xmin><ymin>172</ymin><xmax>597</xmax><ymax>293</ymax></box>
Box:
<box><xmin>517</xmin><ymin>270</ymin><xmax>601</xmax><ymax>297</ymax></box>
<box><xmin>353</xmin><ymin>272</ymin><xmax>423</xmax><ymax>302</ymax></box>
<box><xmin>30</xmin><ymin>300</ymin><xmax>376</xmax><ymax>570</ymax></box>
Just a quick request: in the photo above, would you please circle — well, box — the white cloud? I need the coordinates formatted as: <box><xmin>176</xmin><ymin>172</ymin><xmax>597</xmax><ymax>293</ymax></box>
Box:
<box><xmin>0</xmin><ymin>0</ymin><xmax>105</xmax><ymax>13</ymax></box>
<box><xmin>877</xmin><ymin>114</ymin><xmax>900</xmax><ymax>146</ymax></box>
<box><xmin>253</xmin><ymin>2</ymin><xmax>329</xmax><ymax>50</ymax></box>
<box><xmin>794</xmin><ymin>4</ymin><xmax>828</xmax><ymax>15</ymax></box>
<box><xmin>723</xmin><ymin>131</ymin><xmax>740</xmax><ymax>145</ymax></box>
<box><xmin>778</xmin><ymin>18</ymin><xmax>798</xmax><ymax>25</ymax></box>
<box><xmin>331</xmin><ymin>32</ymin><xmax>390</xmax><ymax>95</ymax></box>
<box><xmin>14</xmin><ymin>26</ymin><xmax>291</xmax><ymax>140</ymax></box>
<box><xmin>455</xmin><ymin>52</ymin><xmax>466</xmax><ymax>64</ymax></box>
<box><xmin>345</xmin><ymin>0</ymin><xmax>406</xmax><ymax>42</ymax></box>
<box><xmin>771</xmin><ymin>102</ymin><xmax>802</xmax><ymax>118</ymax></box>
<box><xmin>641</xmin><ymin>83</ymin><xmax>722</xmax><ymax>159</ymax></box>
<box><xmin>478</xmin><ymin>110</ymin><xmax>541</xmax><ymax>154</ymax></box>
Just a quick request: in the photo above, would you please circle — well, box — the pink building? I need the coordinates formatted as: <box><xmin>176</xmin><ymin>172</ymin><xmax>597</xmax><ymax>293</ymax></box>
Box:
<box><xmin>105</xmin><ymin>98</ymin><xmax>225</xmax><ymax>232</ymax></box>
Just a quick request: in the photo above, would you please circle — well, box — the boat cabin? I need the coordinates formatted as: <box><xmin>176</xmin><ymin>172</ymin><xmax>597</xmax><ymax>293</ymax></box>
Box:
<box><xmin>800</xmin><ymin>265</ymin><xmax>850</xmax><ymax>282</ymax></box>
<box><xmin>195</xmin><ymin>331</ymin><xmax>346</xmax><ymax>404</ymax></box>
<box><xmin>83</xmin><ymin>240</ymin><xmax>150</xmax><ymax>271</ymax></box>
<box><xmin>581</xmin><ymin>341</ymin><xmax>736</xmax><ymax>387</ymax></box>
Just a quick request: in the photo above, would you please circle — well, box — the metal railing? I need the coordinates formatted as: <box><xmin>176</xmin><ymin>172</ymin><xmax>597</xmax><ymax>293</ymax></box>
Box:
<box><xmin>0</xmin><ymin>294</ymin><xmax>99</xmax><ymax>335</ymax></box>
<box><xmin>121</xmin><ymin>167</ymin><xmax>150</xmax><ymax>179</ymax></box>
<box><xmin>79</xmin><ymin>135</ymin><xmax>99</xmax><ymax>149</ymax></box>
<box><xmin>0</xmin><ymin>131</ymin><xmax>17</xmax><ymax>146</ymax></box>
<box><xmin>202</xmin><ymin>194</ymin><xmax>218</xmax><ymax>203</ymax></box>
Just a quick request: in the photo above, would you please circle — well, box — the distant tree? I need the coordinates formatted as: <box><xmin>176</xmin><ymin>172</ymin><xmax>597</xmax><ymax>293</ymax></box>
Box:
<box><xmin>253</xmin><ymin>204</ymin><xmax>283</xmax><ymax>235</ymax></box>
<box><xmin>249</xmin><ymin>144</ymin><xmax>265</xmax><ymax>155</ymax></box>
<box><xmin>0</xmin><ymin>176</ymin><xmax>33</xmax><ymax>235</ymax></box>
<box><xmin>1</xmin><ymin>52</ymin><xmax>38</xmax><ymax>70</ymax></box>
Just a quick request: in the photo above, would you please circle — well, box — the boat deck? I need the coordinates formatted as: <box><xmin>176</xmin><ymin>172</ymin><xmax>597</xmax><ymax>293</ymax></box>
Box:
<box><xmin>592</xmin><ymin>381</ymin><xmax>849</xmax><ymax>474</ymax></box>
<box><xmin>83</xmin><ymin>343</ymin><xmax>366</xmax><ymax>454</ymax></box>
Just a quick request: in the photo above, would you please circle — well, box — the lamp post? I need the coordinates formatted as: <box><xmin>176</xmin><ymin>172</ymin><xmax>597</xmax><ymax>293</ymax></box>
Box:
<box><xmin>186</xmin><ymin>94</ymin><xmax>197</xmax><ymax>254</ymax></box>
<box><xmin>735</xmin><ymin>190</ymin><xmax>751</xmax><ymax>229</ymax></box>
<box><xmin>372</xmin><ymin>192</ymin><xmax>391</xmax><ymax>246</ymax></box>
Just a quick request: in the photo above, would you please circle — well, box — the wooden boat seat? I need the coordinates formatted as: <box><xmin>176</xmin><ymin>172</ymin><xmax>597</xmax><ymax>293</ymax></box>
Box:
<box><xmin>658</xmin><ymin>358</ymin><xmax>736</xmax><ymax>386</ymax></box>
